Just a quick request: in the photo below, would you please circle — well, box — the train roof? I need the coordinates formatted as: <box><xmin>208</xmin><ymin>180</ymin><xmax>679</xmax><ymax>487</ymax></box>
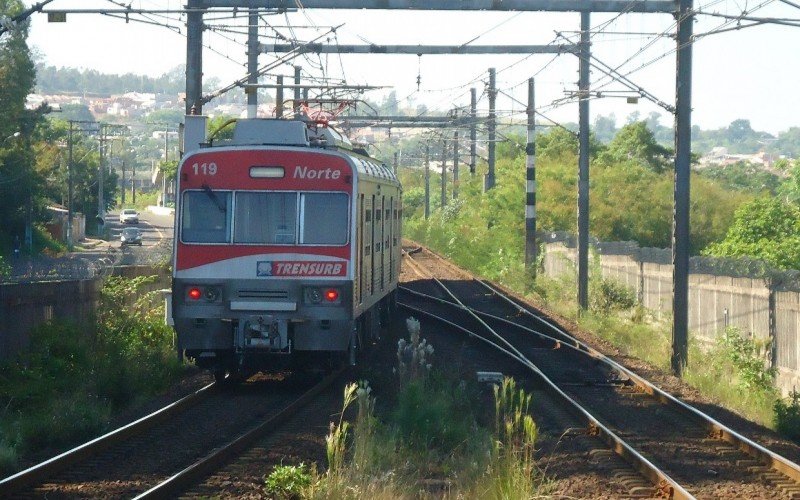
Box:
<box><xmin>198</xmin><ymin>118</ymin><xmax>399</xmax><ymax>185</ymax></box>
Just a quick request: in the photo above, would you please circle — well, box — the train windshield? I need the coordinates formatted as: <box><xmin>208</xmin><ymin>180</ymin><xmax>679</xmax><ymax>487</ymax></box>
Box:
<box><xmin>300</xmin><ymin>193</ymin><xmax>348</xmax><ymax>245</ymax></box>
<box><xmin>234</xmin><ymin>192</ymin><xmax>298</xmax><ymax>244</ymax></box>
<box><xmin>181</xmin><ymin>190</ymin><xmax>232</xmax><ymax>243</ymax></box>
<box><xmin>181</xmin><ymin>190</ymin><xmax>348</xmax><ymax>245</ymax></box>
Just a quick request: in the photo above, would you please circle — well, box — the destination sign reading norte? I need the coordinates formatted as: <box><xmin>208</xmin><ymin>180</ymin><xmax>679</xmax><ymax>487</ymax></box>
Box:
<box><xmin>257</xmin><ymin>261</ymin><xmax>347</xmax><ymax>277</ymax></box>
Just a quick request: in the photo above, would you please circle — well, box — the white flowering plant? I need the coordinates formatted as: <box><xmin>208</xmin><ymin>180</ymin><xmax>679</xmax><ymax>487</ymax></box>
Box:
<box><xmin>395</xmin><ymin>317</ymin><xmax>434</xmax><ymax>386</ymax></box>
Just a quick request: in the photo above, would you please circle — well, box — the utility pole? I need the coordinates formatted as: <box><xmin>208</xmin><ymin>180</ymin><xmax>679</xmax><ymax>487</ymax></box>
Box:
<box><xmin>246</xmin><ymin>8</ymin><xmax>258</xmax><ymax>118</ymax></box>
<box><xmin>525</xmin><ymin>77</ymin><xmax>537</xmax><ymax>273</ymax></box>
<box><xmin>98</xmin><ymin>125</ymin><xmax>106</xmax><ymax>225</ymax></box>
<box><xmin>163</xmin><ymin>128</ymin><xmax>169</xmax><ymax>205</ymax></box>
<box><xmin>486</xmin><ymin>68</ymin><xmax>496</xmax><ymax>191</ymax></box>
<box><xmin>672</xmin><ymin>0</ymin><xmax>694</xmax><ymax>377</ymax></box>
<box><xmin>67</xmin><ymin>121</ymin><xmax>74</xmax><ymax>250</ymax></box>
<box><xmin>452</xmin><ymin>129</ymin><xmax>459</xmax><ymax>199</ymax></box>
<box><xmin>440</xmin><ymin>138</ymin><xmax>448</xmax><ymax>209</ymax></box>
<box><xmin>577</xmin><ymin>12</ymin><xmax>591</xmax><ymax>311</ymax></box>
<box><xmin>121</xmin><ymin>160</ymin><xmax>126</xmax><ymax>206</ymax></box>
<box><xmin>276</xmin><ymin>75</ymin><xmax>284</xmax><ymax>118</ymax></box>
<box><xmin>132</xmin><ymin>161</ymin><xmax>136</xmax><ymax>205</ymax></box>
<box><xmin>424</xmin><ymin>144</ymin><xmax>430</xmax><ymax>219</ymax></box>
<box><xmin>470</xmin><ymin>87</ymin><xmax>477</xmax><ymax>177</ymax></box>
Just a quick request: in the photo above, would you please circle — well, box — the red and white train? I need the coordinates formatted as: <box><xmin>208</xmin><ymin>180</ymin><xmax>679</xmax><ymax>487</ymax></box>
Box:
<box><xmin>172</xmin><ymin>118</ymin><xmax>401</xmax><ymax>381</ymax></box>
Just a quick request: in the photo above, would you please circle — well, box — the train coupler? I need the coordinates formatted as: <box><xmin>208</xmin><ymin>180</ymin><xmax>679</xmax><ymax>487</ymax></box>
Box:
<box><xmin>238</xmin><ymin>316</ymin><xmax>292</xmax><ymax>353</ymax></box>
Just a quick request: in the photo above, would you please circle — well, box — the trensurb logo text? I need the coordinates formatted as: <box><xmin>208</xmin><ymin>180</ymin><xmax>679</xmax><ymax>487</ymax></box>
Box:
<box><xmin>257</xmin><ymin>260</ymin><xmax>347</xmax><ymax>277</ymax></box>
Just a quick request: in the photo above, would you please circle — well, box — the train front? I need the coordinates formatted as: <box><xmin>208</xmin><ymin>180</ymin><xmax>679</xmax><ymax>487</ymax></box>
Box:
<box><xmin>172</xmin><ymin>144</ymin><xmax>355</xmax><ymax>379</ymax></box>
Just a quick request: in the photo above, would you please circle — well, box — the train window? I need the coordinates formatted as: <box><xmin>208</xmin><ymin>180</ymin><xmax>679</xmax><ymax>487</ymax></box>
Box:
<box><xmin>234</xmin><ymin>192</ymin><xmax>297</xmax><ymax>244</ymax></box>
<box><xmin>300</xmin><ymin>193</ymin><xmax>348</xmax><ymax>245</ymax></box>
<box><xmin>181</xmin><ymin>190</ymin><xmax>232</xmax><ymax>243</ymax></box>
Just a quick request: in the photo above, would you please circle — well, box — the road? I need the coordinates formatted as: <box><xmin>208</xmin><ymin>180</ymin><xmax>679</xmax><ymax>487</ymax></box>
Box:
<box><xmin>107</xmin><ymin>209</ymin><xmax>175</xmax><ymax>266</ymax></box>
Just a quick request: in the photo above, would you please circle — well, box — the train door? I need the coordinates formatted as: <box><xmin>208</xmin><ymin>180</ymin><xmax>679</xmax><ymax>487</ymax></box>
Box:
<box><xmin>388</xmin><ymin>196</ymin><xmax>394</xmax><ymax>283</ymax></box>
<box><xmin>380</xmin><ymin>196</ymin><xmax>385</xmax><ymax>291</ymax></box>
<box><xmin>364</xmin><ymin>195</ymin><xmax>372</xmax><ymax>299</ymax></box>
<box><xmin>370</xmin><ymin>194</ymin><xmax>376</xmax><ymax>297</ymax></box>
<box><xmin>358</xmin><ymin>194</ymin><xmax>364</xmax><ymax>305</ymax></box>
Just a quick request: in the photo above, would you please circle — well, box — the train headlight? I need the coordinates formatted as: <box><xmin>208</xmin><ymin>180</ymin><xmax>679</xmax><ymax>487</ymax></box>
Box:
<box><xmin>187</xmin><ymin>287</ymin><xmax>202</xmax><ymax>301</ymax></box>
<box><xmin>305</xmin><ymin>287</ymin><xmax>323</xmax><ymax>304</ymax></box>
<box><xmin>205</xmin><ymin>287</ymin><xmax>220</xmax><ymax>302</ymax></box>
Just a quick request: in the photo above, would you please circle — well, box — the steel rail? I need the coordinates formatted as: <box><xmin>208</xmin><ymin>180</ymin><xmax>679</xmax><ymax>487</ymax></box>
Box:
<box><xmin>134</xmin><ymin>367</ymin><xmax>346</xmax><ymax>499</ymax></box>
<box><xmin>0</xmin><ymin>382</ymin><xmax>215</xmax><ymax>495</ymax></box>
<box><xmin>404</xmin><ymin>246</ymin><xmax>800</xmax><ymax>485</ymax></box>
<box><xmin>397</xmin><ymin>299</ymin><xmax>691</xmax><ymax>499</ymax></box>
<box><xmin>477</xmin><ymin>278</ymin><xmax>800</xmax><ymax>484</ymax></box>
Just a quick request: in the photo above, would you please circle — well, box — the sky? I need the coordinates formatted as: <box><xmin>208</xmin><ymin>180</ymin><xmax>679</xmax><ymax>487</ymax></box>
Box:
<box><xmin>19</xmin><ymin>0</ymin><xmax>800</xmax><ymax>135</ymax></box>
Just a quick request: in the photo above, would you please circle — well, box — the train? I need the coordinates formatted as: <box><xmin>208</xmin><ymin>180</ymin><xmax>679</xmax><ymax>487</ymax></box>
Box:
<box><xmin>171</xmin><ymin>117</ymin><xmax>401</xmax><ymax>381</ymax></box>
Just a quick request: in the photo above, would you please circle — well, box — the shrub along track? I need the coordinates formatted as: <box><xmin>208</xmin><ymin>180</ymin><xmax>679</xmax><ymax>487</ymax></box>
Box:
<box><xmin>401</xmin><ymin>244</ymin><xmax>800</xmax><ymax>499</ymax></box>
<box><xmin>1</xmin><ymin>371</ymin><xmax>344</xmax><ymax>499</ymax></box>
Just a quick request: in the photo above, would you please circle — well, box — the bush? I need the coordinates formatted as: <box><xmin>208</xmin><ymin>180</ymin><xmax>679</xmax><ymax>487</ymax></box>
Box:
<box><xmin>590</xmin><ymin>277</ymin><xmax>636</xmax><ymax>314</ymax></box>
<box><xmin>264</xmin><ymin>463</ymin><xmax>313</xmax><ymax>499</ymax></box>
<box><xmin>774</xmin><ymin>390</ymin><xmax>800</xmax><ymax>443</ymax></box>
<box><xmin>0</xmin><ymin>275</ymin><xmax>184</xmax><ymax>473</ymax></box>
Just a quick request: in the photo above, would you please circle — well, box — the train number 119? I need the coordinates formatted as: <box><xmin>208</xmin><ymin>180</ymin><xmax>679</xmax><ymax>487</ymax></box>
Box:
<box><xmin>192</xmin><ymin>162</ymin><xmax>218</xmax><ymax>175</ymax></box>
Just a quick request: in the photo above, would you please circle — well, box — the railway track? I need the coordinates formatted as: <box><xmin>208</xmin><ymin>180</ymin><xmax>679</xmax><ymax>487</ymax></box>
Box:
<box><xmin>401</xmin><ymin>244</ymin><xmax>800</xmax><ymax>499</ymax></box>
<box><xmin>1</xmin><ymin>370</ymin><xmax>344</xmax><ymax>499</ymax></box>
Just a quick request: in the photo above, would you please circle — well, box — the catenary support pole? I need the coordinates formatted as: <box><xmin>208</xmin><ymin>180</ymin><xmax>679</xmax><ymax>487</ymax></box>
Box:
<box><xmin>672</xmin><ymin>0</ymin><xmax>693</xmax><ymax>377</ymax></box>
<box><xmin>98</xmin><ymin>126</ymin><xmax>105</xmax><ymax>221</ymax></box>
<box><xmin>525</xmin><ymin>77</ymin><xmax>537</xmax><ymax>273</ymax></box>
<box><xmin>577</xmin><ymin>11</ymin><xmax>591</xmax><ymax>311</ymax></box>
<box><xmin>470</xmin><ymin>88</ymin><xmax>477</xmax><ymax>177</ymax></box>
<box><xmin>185</xmin><ymin>0</ymin><xmax>204</xmax><ymax>114</ymax></box>
<box><xmin>424</xmin><ymin>144</ymin><xmax>430</xmax><ymax>219</ymax></box>
<box><xmin>246</xmin><ymin>8</ymin><xmax>258</xmax><ymax>118</ymax></box>
<box><xmin>486</xmin><ymin>68</ymin><xmax>496</xmax><ymax>191</ymax></box>
<box><xmin>440</xmin><ymin>138</ymin><xmax>448</xmax><ymax>209</ymax></box>
<box><xmin>276</xmin><ymin>75</ymin><xmax>284</xmax><ymax>118</ymax></box>
<box><xmin>294</xmin><ymin>66</ymin><xmax>302</xmax><ymax>116</ymax></box>
<box><xmin>393</xmin><ymin>151</ymin><xmax>398</xmax><ymax>175</ymax></box>
<box><xmin>452</xmin><ymin>130</ymin><xmax>459</xmax><ymax>199</ymax></box>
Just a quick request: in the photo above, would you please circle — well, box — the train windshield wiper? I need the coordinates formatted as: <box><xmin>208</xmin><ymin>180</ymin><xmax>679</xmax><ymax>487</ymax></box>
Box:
<box><xmin>202</xmin><ymin>183</ymin><xmax>226</xmax><ymax>213</ymax></box>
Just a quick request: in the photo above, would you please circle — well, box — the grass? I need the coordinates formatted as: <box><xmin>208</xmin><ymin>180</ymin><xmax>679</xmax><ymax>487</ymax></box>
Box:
<box><xmin>287</xmin><ymin>321</ymin><xmax>551</xmax><ymax>499</ymax></box>
<box><xmin>0</xmin><ymin>275</ymin><xmax>185</xmax><ymax>476</ymax></box>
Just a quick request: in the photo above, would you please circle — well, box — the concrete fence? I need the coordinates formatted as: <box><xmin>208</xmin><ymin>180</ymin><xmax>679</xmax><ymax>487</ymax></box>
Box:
<box><xmin>543</xmin><ymin>241</ymin><xmax>800</xmax><ymax>396</ymax></box>
<box><xmin>0</xmin><ymin>266</ymin><xmax>169</xmax><ymax>363</ymax></box>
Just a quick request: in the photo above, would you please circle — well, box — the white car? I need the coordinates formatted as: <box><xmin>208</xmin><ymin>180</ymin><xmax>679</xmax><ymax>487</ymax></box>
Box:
<box><xmin>120</xmin><ymin>209</ymin><xmax>139</xmax><ymax>224</ymax></box>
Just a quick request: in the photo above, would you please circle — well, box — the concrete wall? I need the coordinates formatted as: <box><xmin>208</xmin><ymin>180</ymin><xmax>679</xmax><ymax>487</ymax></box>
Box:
<box><xmin>542</xmin><ymin>242</ymin><xmax>800</xmax><ymax>395</ymax></box>
<box><xmin>0</xmin><ymin>266</ymin><xmax>170</xmax><ymax>362</ymax></box>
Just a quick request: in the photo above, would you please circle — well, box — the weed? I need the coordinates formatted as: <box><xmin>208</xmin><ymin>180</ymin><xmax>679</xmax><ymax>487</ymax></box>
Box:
<box><xmin>719</xmin><ymin>328</ymin><xmax>775</xmax><ymax>392</ymax></box>
<box><xmin>774</xmin><ymin>390</ymin><xmax>800</xmax><ymax>443</ymax></box>
<box><xmin>264</xmin><ymin>463</ymin><xmax>313</xmax><ymax>499</ymax></box>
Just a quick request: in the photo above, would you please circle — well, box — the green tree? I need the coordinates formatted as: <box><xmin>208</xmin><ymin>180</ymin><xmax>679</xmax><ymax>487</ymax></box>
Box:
<box><xmin>599</xmin><ymin>121</ymin><xmax>672</xmax><ymax>173</ymax></box>
<box><xmin>0</xmin><ymin>0</ymin><xmax>38</xmax><ymax>249</ymax></box>
<box><xmin>703</xmin><ymin>197</ymin><xmax>800</xmax><ymax>270</ymax></box>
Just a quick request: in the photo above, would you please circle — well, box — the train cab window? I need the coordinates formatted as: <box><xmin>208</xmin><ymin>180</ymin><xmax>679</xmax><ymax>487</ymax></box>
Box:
<box><xmin>234</xmin><ymin>192</ymin><xmax>297</xmax><ymax>244</ymax></box>
<box><xmin>181</xmin><ymin>190</ymin><xmax>232</xmax><ymax>243</ymax></box>
<box><xmin>300</xmin><ymin>193</ymin><xmax>348</xmax><ymax>245</ymax></box>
